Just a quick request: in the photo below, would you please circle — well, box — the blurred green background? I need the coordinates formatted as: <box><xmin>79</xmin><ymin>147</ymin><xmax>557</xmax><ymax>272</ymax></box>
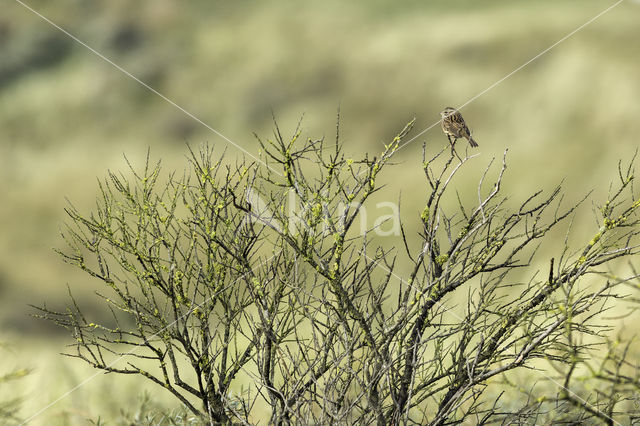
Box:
<box><xmin>1</xmin><ymin>0</ymin><xmax>639</xmax><ymax>423</ymax></box>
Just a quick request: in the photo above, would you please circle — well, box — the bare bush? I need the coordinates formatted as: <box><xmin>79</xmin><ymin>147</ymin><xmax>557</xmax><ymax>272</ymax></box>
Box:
<box><xmin>37</xmin><ymin>119</ymin><xmax>640</xmax><ymax>424</ymax></box>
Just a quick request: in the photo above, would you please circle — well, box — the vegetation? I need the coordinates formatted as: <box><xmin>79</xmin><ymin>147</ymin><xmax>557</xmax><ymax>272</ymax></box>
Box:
<box><xmin>37</xmin><ymin>118</ymin><xmax>640</xmax><ymax>424</ymax></box>
<box><xmin>3</xmin><ymin>1</ymin><xmax>640</xmax><ymax>423</ymax></box>
<box><xmin>3</xmin><ymin>0</ymin><xmax>640</xmax><ymax>328</ymax></box>
<box><xmin>91</xmin><ymin>392</ymin><xmax>201</xmax><ymax>426</ymax></box>
<box><xmin>0</xmin><ymin>344</ymin><xmax>29</xmax><ymax>424</ymax></box>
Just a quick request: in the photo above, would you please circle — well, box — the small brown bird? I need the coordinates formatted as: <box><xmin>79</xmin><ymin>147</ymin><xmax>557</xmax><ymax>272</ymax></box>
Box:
<box><xmin>440</xmin><ymin>107</ymin><xmax>478</xmax><ymax>148</ymax></box>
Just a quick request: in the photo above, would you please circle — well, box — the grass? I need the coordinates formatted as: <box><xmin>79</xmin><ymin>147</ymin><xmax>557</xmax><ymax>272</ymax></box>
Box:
<box><xmin>1</xmin><ymin>332</ymin><xmax>197</xmax><ymax>425</ymax></box>
<box><xmin>1</xmin><ymin>0</ymin><xmax>640</xmax><ymax>422</ymax></box>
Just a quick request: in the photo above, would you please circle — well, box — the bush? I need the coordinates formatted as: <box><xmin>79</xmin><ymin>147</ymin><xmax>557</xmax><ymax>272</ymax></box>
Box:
<box><xmin>37</xmin><ymin>119</ymin><xmax>640</xmax><ymax>424</ymax></box>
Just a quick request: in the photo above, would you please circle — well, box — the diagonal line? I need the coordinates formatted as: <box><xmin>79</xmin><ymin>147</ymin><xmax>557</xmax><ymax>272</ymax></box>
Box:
<box><xmin>370</xmin><ymin>4</ymin><xmax>627</xmax><ymax>417</ymax></box>
<box><xmin>393</xmin><ymin>0</ymin><xmax>626</xmax><ymax>154</ymax></box>
<box><xmin>20</xmin><ymin>253</ymin><xmax>277</xmax><ymax>425</ymax></box>
<box><xmin>542</xmin><ymin>374</ymin><xmax>623</xmax><ymax>425</ymax></box>
<box><xmin>456</xmin><ymin>0</ymin><xmax>625</xmax><ymax>112</ymax></box>
<box><xmin>13</xmin><ymin>0</ymin><xmax>281</xmax><ymax>176</ymax></box>
<box><xmin>17</xmin><ymin>0</ymin><xmax>626</xmax><ymax>422</ymax></box>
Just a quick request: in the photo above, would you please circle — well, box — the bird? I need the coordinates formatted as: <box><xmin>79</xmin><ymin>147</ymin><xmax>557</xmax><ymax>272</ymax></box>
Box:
<box><xmin>440</xmin><ymin>107</ymin><xmax>478</xmax><ymax>149</ymax></box>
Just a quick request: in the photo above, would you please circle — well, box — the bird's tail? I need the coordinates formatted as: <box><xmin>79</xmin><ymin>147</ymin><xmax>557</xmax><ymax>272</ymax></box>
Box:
<box><xmin>468</xmin><ymin>136</ymin><xmax>479</xmax><ymax>147</ymax></box>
